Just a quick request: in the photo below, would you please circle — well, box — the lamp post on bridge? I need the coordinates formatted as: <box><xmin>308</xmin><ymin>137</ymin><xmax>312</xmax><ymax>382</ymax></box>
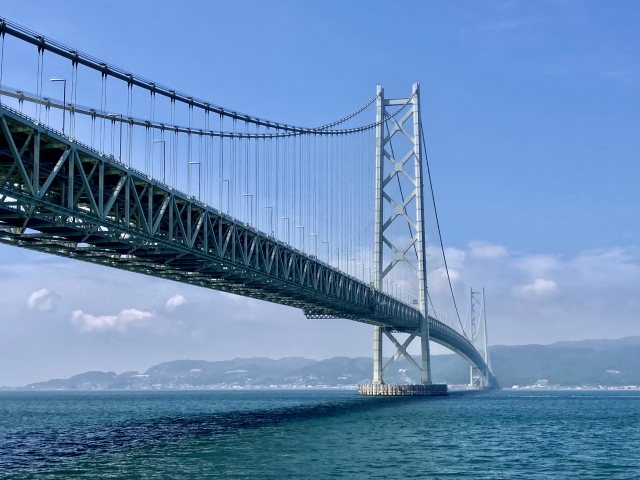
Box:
<box><xmin>322</xmin><ymin>241</ymin><xmax>330</xmax><ymax>264</ymax></box>
<box><xmin>50</xmin><ymin>78</ymin><xmax>66</xmax><ymax>135</ymax></box>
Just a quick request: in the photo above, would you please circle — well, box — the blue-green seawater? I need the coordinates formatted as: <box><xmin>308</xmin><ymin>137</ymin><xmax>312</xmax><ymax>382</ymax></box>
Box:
<box><xmin>0</xmin><ymin>390</ymin><xmax>638</xmax><ymax>479</ymax></box>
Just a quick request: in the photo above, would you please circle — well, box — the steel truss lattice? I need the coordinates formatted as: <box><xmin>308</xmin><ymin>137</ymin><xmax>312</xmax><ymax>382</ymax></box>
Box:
<box><xmin>372</xmin><ymin>84</ymin><xmax>433</xmax><ymax>385</ymax></box>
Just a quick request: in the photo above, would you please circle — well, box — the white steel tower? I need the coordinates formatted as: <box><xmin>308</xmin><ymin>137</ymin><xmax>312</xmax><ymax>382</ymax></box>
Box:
<box><xmin>373</xmin><ymin>83</ymin><xmax>431</xmax><ymax>385</ymax></box>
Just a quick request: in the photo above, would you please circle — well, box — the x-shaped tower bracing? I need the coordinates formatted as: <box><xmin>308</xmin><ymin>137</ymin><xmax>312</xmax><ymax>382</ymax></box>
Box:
<box><xmin>373</xmin><ymin>83</ymin><xmax>431</xmax><ymax>385</ymax></box>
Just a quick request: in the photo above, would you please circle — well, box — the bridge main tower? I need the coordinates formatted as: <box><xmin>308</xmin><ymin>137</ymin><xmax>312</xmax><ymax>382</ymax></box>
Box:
<box><xmin>367</xmin><ymin>83</ymin><xmax>437</xmax><ymax>392</ymax></box>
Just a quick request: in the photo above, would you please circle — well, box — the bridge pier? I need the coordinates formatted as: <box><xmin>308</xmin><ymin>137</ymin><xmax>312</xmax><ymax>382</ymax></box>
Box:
<box><xmin>358</xmin><ymin>383</ymin><xmax>447</xmax><ymax>396</ymax></box>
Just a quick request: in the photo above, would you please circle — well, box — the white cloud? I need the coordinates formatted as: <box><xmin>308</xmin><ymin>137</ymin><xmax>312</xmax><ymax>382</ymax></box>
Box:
<box><xmin>514</xmin><ymin>254</ymin><xmax>559</xmax><ymax>277</ymax></box>
<box><xmin>442</xmin><ymin>247</ymin><xmax>466</xmax><ymax>268</ymax></box>
<box><xmin>27</xmin><ymin>288</ymin><xmax>55</xmax><ymax>311</ymax></box>
<box><xmin>166</xmin><ymin>294</ymin><xmax>186</xmax><ymax>311</ymax></box>
<box><xmin>71</xmin><ymin>308</ymin><xmax>152</xmax><ymax>332</ymax></box>
<box><xmin>427</xmin><ymin>267</ymin><xmax>461</xmax><ymax>294</ymax></box>
<box><xmin>469</xmin><ymin>242</ymin><xmax>508</xmax><ymax>259</ymax></box>
<box><xmin>514</xmin><ymin>278</ymin><xmax>558</xmax><ymax>298</ymax></box>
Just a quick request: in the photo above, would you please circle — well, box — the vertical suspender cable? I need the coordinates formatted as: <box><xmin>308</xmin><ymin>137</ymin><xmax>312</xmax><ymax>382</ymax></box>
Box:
<box><xmin>100</xmin><ymin>72</ymin><xmax>106</xmax><ymax>153</ymax></box>
<box><xmin>205</xmin><ymin>109</ymin><xmax>210</xmax><ymax>203</ymax></box>
<box><xmin>275</xmin><ymin>131</ymin><xmax>278</xmax><ymax>235</ymax></box>
<box><xmin>70</xmin><ymin>60</ymin><xmax>77</xmax><ymax>139</ymax></box>
<box><xmin>255</xmin><ymin>123</ymin><xmax>259</xmax><ymax>227</ymax></box>
<box><xmin>0</xmin><ymin>32</ymin><xmax>4</xmax><ymax>103</ymax></box>
<box><xmin>127</xmin><ymin>81</ymin><xmax>133</xmax><ymax>167</ymax></box>
<box><xmin>187</xmin><ymin>103</ymin><xmax>191</xmax><ymax>194</ymax></box>
<box><xmin>35</xmin><ymin>46</ymin><xmax>43</xmax><ymax>121</ymax></box>
<box><xmin>292</xmin><ymin>134</ymin><xmax>296</xmax><ymax>246</ymax></box>
<box><xmin>218</xmin><ymin>114</ymin><xmax>223</xmax><ymax>210</ymax></box>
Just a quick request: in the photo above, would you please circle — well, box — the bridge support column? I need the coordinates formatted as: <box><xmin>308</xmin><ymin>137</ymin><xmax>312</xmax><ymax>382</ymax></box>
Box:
<box><xmin>372</xmin><ymin>84</ymin><xmax>384</xmax><ymax>385</ymax></box>
<box><xmin>413</xmin><ymin>82</ymin><xmax>431</xmax><ymax>385</ymax></box>
<box><xmin>470</xmin><ymin>366</ymin><xmax>487</xmax><ymax>388</ymax></box>
<box><xmin>420</xmin><ymin>315</ymin><xmax>432</xmax><ymax>385</ymax></box>
<box><xmin>373</xmin><ymin>326</ymin><xmax>383</xmax><ymax>384</ymax></box>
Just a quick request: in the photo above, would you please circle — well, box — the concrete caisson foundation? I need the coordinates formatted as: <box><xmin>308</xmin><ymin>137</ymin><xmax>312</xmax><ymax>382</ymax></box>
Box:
<box><xmin>358</xmin><ymin>383</ymin><xmax>448</xmax><ymax>396</ymax></box>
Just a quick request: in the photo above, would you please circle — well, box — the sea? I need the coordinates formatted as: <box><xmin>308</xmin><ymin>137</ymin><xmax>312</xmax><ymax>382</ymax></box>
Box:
<box><xmin>0</xmin><ymin>389</ymin><xmax>638</xmax><ymax>479</ymax></box>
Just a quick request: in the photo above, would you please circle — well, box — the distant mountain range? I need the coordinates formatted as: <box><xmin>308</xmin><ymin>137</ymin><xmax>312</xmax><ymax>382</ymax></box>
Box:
<box><xmin>24</xmin><ymin>336</ymin><xmax>639</xmax><ymax>390</ymax></box>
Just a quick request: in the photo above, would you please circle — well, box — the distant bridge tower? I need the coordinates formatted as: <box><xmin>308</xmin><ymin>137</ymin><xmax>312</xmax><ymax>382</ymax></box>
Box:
<box><xmin>466</xmin><ymin>288</ymin><xmax>492</xmax><ymax>387</ymax></box>
<box><xmin>372</xmin><ymin>83</ymin><xmax>431</xmax><ymax>385</ymax></box>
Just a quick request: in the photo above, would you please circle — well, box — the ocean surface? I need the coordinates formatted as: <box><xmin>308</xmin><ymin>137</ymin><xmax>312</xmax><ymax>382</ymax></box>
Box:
<box><xmin>0</xmin><ymin>389</ymin><xmax>638</xmax><ymax>479</ymax></box>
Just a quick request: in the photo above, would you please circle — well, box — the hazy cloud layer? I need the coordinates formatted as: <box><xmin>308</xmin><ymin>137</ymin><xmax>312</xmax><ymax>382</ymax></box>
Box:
<box><xmin>0</xmin><ymin>243</ymin><xmax>637</xmax><ymax>386</ymax></box>
<box><xmin>427</xmin><ymin>245</ymin><xmax>639</xmax><ymax>348</ymax></box>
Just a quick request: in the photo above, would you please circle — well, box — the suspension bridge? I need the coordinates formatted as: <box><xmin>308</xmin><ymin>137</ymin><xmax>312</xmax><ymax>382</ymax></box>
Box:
<box><xmin>0</xmin><ymin>18</ymin><xmax>497</xmax><ymax>392</ymax></box>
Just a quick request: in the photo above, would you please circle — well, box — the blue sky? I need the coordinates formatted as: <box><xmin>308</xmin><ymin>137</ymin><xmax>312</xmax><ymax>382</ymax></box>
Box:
<box><xmin>2</xmin><ymin>1</ymin><xmax>637</xmax><ymax>253</ymax></box>
<box><xmin>0</xmin><ymin>1</ymin><xmax>637</xmax><ymax>385</ymax></box>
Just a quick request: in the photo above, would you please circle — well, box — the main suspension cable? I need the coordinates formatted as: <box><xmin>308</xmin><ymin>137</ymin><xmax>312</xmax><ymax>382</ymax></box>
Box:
<box><xmin>420</xmin><ymin>121</ymin><xmax>466</xmax><ymax>336</ymax></box>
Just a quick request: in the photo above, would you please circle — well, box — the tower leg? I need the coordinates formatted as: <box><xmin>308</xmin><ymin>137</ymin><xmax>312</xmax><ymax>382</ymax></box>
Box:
<box><xmin>420</xmin><ymin>316</ymin><xmax>431</xmax><ymax>384</ymax></box>
<box><xmin>373</xmin><ymin>325</ymin><xmax>383</xmax><ymax>384</ymax></box>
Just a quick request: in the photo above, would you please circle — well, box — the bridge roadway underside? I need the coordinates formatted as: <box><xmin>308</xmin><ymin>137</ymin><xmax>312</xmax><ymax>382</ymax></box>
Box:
<box><xmin>0</xmin><ymin>105</ymin><xmax>497</xmax><ymax>387</ymax></box>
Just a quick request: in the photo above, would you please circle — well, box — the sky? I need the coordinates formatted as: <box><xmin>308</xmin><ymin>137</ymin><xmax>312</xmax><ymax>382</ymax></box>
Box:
<box><xmin>0</xmin><ymin>1</ymin><xmax>638</xmax><ymax>386</ymax></box>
